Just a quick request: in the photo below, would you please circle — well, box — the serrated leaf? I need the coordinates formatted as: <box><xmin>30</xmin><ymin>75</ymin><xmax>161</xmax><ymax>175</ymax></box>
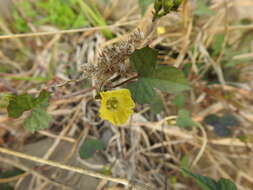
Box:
<box><xmin>127</xmin><ymin>79</ymin><xmax>164</xmax><ymax>113</ymax></box>
<box><xmin>7</xmin><ymin>90</ymin><xmax>50</xmax><ymax>119</ymax></box>
<box><xmin>217</xmin><ymin>178</ymin><xmax>237</xmax><ymax>190</ymax></box>
<box><xmin>7</xmin><ymin>90</ymin><xmax>51</xmax><ymax>132</ymax></box>
<box><xmin>130</xmin><ymin>46</ymin><xmax>158</xmax><ymax>77</ymax></box>
<box><xmin>7</xmin><ymin>94</ymin><xmax>34</xmax><ymax>118</ymax></box>
<box><xmin>127</xmin><ymin>78</ymin><xmax>157</xmax><ymax>104</ymax></box>
<box><xmin>176</xmin><ymin>109</ymin><xmax>196</xmax><ymax>128</ymax></box>
<box><xmin>138</xmin><ymin>0</ymin><xmax>155</xmax><ymax>15</ymax></box>
<box><xmin>24</xmin><ymin>107</ymin><xmax>52</xmax><ymax>132</ymax></box>
<box><xmin>129</xmin><ymin>48</ymin><xmax>190</xmax><ymax>93</ymax></box>
<box><xmin>181</xmin><ymin>169</ymin><xmax>218</xmax><ymax>190</ymax></box>
<box><xmin>147</xmin><ymin>65</ymin><xmax>190</xmax><ymax>93</ymax></box>
<box><xmin>79</xmin><ymin>139</ymin><xmax>105</xmax><ymax>159</ymax></box>
<box><xmin>128</xmin><ymin>64</ymin><xmax>189</xmax><ymax>113</ymax></box>
<box><xmin>128</xmin><ymin>47</ymin><xmax>189</xmax><ymax>114</ymax></box>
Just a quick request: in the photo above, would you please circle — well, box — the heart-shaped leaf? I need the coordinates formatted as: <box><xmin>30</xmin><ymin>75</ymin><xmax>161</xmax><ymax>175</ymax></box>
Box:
<box><xmin>79</xmin><ymin>139</ymin><xmax>105</xmax><ymax>159</ymax></box>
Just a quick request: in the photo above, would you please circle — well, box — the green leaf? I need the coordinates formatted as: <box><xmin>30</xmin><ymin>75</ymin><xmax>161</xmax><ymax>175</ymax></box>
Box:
<box><xmin>7</xmin><ymin>94</ymin><xmax>34</xmax><ymax>118</ymax></box>
<box><xmin>217</xmin><ymin>178</ymin><xmax>238</xmax><ymax>190</ymax></box>
<box><xmin>172</xmin><ymin>94</ymin><xmax>185</xmax><ymax>109</ymax></box>
<box><xmin>182</xmin><ymin>63</ymin><xmax>192</xmax><ymax>77</ymax></box>
<box><xmin>181</xmin><ymin>169</ymin><xmax>238</xmax><ymax>190</ymax></box>
<box><xmin>0</xmin><ymin>93</ymin><xmax>12</xmax><ymax>108</ymax></box>
<box><xmin>204</xmin><ymin>114</ymin><xmax>238</xmax><ymax>137</ymax></box>
<box><xmin>168</xmin><ymin>176</ymin><xmax>177</xmax><ymax>187</ymax></box>
<box><xmin>213</xmin><ymin>126</ymin><xmax>231</xmax><ymax>137</ymax></box>
<box><xmin>128</xmin><ymin>79</ymin><xmax>164</xmax><ymax>113</ymax></box>
<box><xmin>153</xmin><ymin>0</ymin><xmax>183</xmax><ymax>20</ymax></box>
<box><xmin>130</xmin><ymin>46</ymin><xmax>158</xmax><ymax>77</ymax></box>
<box><xmin>0</xmin><ymin>168</ymin><xmax>24</xmax><ymax>178</ymax></box>
<box><xmin>128</xmin><ymin>47</ymin><xmax>189</xmax><ymax>114</ymax></box>
<box><xmin>212</xmin><ymin>34</ymin><xmax>225</xmax><ymax>57</ymax></box>
<box><xmin>176</xmin><ymin>109</ymin><xmax>196</xmax><ymax>128</ymax></box>
<box><xmin>129</xmin><ymin>48</ymin><xmax>190</xmax><ymax>94</ymax></box>
<box><xmin>237</xmin><ymin>135</ymin><xmax>250</xmax><ymax>143</ymax></box>
<box><xmin>79</xmin><ymin>139</ymin><xmax>105</xmax><ymax>159</ymax></box>
<box><xmin>8</xmin><ymin>76</ymin><xmax>50</xmax><ymax>83</ymax></box>
<box><xmin>77</xmin><ymin>0</ymin><xmax>113</xmax><ymax>38</ymax></box>
<box><xmin>138</xmin><ymin>0</ymin><xmax>155</xmax><ymax>15</ymax></box>
<box><xmin>180</xmin><ymin>155</ymin><xmax>190</xmax><ymax>171</ymax></box>
<box><xmin>24</xmin><ymin>107</ymin><xmax>52</xmax><ymax>132</ymax></box>
<box><xmin>127</xmin><ymin>79</ymin><xmax>157</xmax><ymax>104</ymax></box>
<box><xmin>7</xmin><ymin>90</ymin><xmax>51</xmax><ymax>119</ymax></box>
<box><xmin>102</xmin><ymin>166</ymin><xmax>112</xmax><ymax>176</ymax></box>
<box><xmin>7</xmin><ymin>90</ymin><xmax>51</xmax><ymax>132</ymax></box>
<box><xmin>204</xmin><ymin>114</ymin><xmax>220</xmax><ymax>127</ymax></box>
<box><xmin>147</xmin><ymin>65</ymin><xmax>190</xmax><ymax>94</ymax></box>
<box><xmin>194</xmin><ymin>0</ymin><xmax>214</xmax><ymax>16</ymax></box>
<box><xmin>150</xmin><ymin>94</ymin><xmax>164</xmax><ymax>114</ymax></box>
<box><xmin>219</xmin><ymin>114</ymin><xmax>239</xmax><ymax>128</ymax></box>
<box><xmin>34</xmin><ymin>90</ymin><xmax>50</xmax><ymax>108</ymax></box>
<box><xmin>181</xmin><ymin>169</ymin><xmax>218</xmax><ymax>190</ymax></box>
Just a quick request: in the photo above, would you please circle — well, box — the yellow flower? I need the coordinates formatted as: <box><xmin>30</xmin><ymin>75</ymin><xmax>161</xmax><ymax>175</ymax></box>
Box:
<box><xmin>157</xmin><ymin>26</ymin><xmax>166</xmax><ymax>34</ymax></box>
<box><xmin>99</xmin><ymin>89</ymin><xmax>135</xmax><ymax>126</ymax></box>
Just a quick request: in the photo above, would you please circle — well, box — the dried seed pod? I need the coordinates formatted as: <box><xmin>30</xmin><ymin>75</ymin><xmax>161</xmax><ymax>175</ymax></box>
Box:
<box><xmin>81</xmin><ymin>5</ymin><xmax>156</xmax><ymax>89</ymax></box>
<box><xmin>81</xmin><ymin>28</ymin><xmax>145</xmax><ymax>89</ymax></box>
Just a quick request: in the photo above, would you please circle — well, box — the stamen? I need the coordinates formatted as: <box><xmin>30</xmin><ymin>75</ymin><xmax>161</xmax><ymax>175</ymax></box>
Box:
<box><xmin>106</xmin><ymin>97</ymin><xmax>119</xmax><ymax>111</ymax></box>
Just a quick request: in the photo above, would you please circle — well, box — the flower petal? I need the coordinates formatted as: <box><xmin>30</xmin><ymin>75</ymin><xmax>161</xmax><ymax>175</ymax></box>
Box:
<box><xmin>99</xmin><ymin>89</ymin><xmax>135</xmax><ymax>126</ymax></box>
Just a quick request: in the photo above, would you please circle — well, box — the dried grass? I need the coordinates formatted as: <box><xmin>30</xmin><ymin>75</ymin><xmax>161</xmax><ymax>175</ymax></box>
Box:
<box><xmin>0</xmin><ymin>0</ymin><xmax>253</xmax><ymax>190</ymax></box>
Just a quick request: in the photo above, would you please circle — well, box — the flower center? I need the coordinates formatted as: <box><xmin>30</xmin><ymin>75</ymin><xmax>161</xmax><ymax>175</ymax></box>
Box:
<box><xmin>106</xmin><ymin>97</ymin><xmax>119</xmax><ymax>111</ymax></box>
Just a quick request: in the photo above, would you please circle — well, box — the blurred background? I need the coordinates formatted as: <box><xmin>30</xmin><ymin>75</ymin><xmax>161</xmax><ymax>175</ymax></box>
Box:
<box><xmin>0</xmin><ymin>0</ymin><xmax>253</xmax><ymax>190</ymax></box>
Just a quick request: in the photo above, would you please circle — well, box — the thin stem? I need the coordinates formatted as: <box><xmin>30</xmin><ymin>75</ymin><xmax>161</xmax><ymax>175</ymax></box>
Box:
<box><xmin>111</xmin><ymin>75</ymin><xmax>138</xmax><ymax>88</ymax></box>
<box><xmin>0</xmin><ymin>20</ymin><xmax>139</xmax><ymax>40</ymax></box>
<box><xmin>0</xmin><ymin>147</ymin><xmax>130</xmax><ymax>186</ymax></box>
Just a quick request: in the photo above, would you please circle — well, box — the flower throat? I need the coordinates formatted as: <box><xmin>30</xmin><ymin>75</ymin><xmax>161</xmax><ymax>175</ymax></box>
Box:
<box><xmin>106</xmin><ymin>97</ymin><xmax>119</xmax><ymax>111</ymax></box>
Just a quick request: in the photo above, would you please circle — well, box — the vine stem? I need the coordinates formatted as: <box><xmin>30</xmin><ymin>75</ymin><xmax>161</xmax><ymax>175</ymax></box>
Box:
<box><xmin>0</xmin><ymin>147</ymin><xmax>130</xmax><ymax>187</ymax></box>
